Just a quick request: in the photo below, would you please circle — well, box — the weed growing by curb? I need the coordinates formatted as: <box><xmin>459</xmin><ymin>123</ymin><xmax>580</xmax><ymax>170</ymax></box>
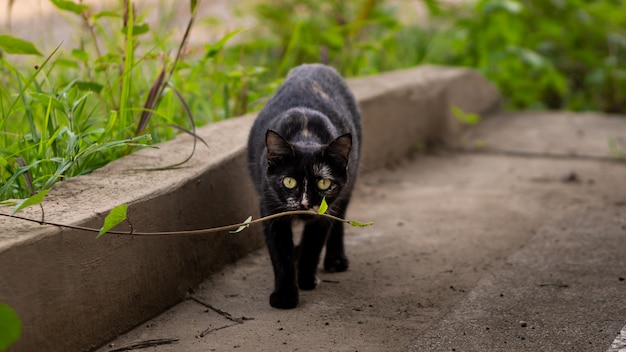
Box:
<box><xmin>0</xmin><ymin>0</ymin><xmax>267</xmax><ymax>201</ymax></box>
<box><xmin>2</xmin><ymin>0</ymin><xmax>625</xmax><ymax>200</ymax></box>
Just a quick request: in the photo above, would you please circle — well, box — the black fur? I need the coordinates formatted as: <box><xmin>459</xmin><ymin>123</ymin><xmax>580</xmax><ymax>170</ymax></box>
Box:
<box><xmin>247</xmin><ymin>64</ymin><xmax>361</xmax><ymax>309</ymax></box>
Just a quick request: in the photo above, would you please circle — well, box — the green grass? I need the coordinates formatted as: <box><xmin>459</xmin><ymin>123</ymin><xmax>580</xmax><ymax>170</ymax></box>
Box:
<box><xmin>1</xmin><ymin>0</ymin><xmax>625</xmax><ymax>202</ymax></box>
<box><xmin>0</xmin><ymin>0</ymin><xmax>275</xmax><ymax>201</ymax></box>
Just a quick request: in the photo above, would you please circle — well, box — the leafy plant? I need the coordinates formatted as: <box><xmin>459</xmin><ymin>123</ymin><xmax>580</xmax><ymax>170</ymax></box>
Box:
<box><xmin>243</xmin><ymin>0</ymin><xmax>626</xmax><ymax>112</ymax></box>
<box><xmin>0</xmin><ymin>303</ymin><xmax>21</xmax><ymax>351</ymax></box>
<box><xmin>423</xmin><ymin>0</ymin><xmax>626</xmax><ymax>112</ymax></box>
<box><xmin>0</xmin><ymin>0</ymin><xmax>250</xmax><ymax>201</ymax></box>
<box><xmin>229</xmin><ymin>0</ymin><xmax>415</xmax><ymax>78</ymax></box>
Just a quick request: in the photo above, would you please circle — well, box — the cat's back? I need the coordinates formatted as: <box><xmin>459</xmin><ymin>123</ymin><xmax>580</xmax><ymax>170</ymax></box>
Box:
<box><xmin>255</xmin><ymin>64</ymin><xmax>359</xmax><ymax>133</ymax></box>
<box><xmin>247</xmin><ymin>64</ymin><xmax>361</xmax><ymax>186</ymax></box>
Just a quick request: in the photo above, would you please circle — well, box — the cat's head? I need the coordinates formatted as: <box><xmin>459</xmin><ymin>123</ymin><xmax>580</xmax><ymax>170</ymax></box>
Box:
<box><xmin>264</xmin><ymin>129</ymin><xmax>352</xmax><ymax>213</ymax></box>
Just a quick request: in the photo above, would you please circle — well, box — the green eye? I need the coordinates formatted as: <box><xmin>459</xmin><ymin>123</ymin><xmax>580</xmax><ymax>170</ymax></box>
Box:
<box><xmin>282</xmin><ymin>177</ymin><xmax>297</xmax><ymax>189</ymax></box>
<box><xmin>317</xmin><ymin>178</ymin><xmax>331</xmax><ymax>191</ymax></box>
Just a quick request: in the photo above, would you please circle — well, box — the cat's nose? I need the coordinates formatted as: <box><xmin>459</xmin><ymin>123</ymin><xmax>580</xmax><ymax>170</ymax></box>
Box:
<box><xmin>300</xmin><ymin>193</ymin><xmax>310</xmax><ymax>209</ymax></box>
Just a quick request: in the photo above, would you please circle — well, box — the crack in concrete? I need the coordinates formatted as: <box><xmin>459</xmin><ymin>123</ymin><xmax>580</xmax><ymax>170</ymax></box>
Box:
<box><xmin>187</xmin><ymin>295</ymin><xmax>254</xmax><ymax>338</ymax></box>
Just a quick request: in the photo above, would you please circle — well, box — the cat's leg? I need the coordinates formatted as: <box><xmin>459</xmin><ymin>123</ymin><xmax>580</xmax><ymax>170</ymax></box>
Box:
<box><xmin>324</xmin><ymin>200</ymin><xmax>350</xmax><ymax>273</ymax></box>
<box><xmin>297</xmin><ymin>221</ymin><xmax>331</xmax><ymax>290</ymax></box>
<box><xmin>263</xmin><ymin>218</ymin><xmax>298</xmax><ymax>309</ymax></box>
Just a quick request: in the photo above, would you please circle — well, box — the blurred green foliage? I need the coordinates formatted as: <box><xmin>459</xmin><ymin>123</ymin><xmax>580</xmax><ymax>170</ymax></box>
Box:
<box><xmin>432</xmin><ymin>0</ymin><xmax>626</xmax><ymax>112</ymax></box>
<box><xmin>0</xmin><ymin>0</ymin><xmax>275</xmax><ymax>200</ymax></box>
<box><xmin>228</xmin><ymin>0</ymin><xmax>424</xmax><ymax>77</ymax></box>
<box><xmin>231</xmin><ymin>0</ymin><xmax>626</xmax><ymax>113</ymax></box>
<box><xmin>1</xmin><ymin>0</ymin><xmax>625</xmax><ymax>200</ymax></box>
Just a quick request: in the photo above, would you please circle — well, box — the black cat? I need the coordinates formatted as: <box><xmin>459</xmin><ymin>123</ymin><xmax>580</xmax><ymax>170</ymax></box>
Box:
<box><xmin>247</xmin><ymin>64</ymin><xmax>361</xmax><ymax>309</ymax></box>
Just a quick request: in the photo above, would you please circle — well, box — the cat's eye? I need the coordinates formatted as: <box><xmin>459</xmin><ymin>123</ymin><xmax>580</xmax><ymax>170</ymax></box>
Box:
<box><xmin>282</xmin><ymin>177</ymin><xmax>297</xmax><ymax>189</ymax></box>
<box><xmin>317</xmin><ymin>178</ymin><xmax>332</xmax><ymax>191</ymax></box>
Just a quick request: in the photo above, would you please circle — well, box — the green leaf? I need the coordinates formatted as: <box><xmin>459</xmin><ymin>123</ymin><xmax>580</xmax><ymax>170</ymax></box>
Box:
<box><xmin>54</xmin><ymin>58</ymin><xmax>79</xmax><ymax>69</ymax></box>
<box><xmin>71</xmin><ymin>49</ymin><xmax>89</xmax><ymax>61</ymax></box>
<box><xmin>122</xmin><ymin>23</ymin><xmax>150</xmax><ymax>36</ymax></box>
<box><xmin>347</xmin><ymin>220</ymin><xmax>374</xmax><ymax>227</ymax></box>
<box><xmin>204</xmin><ymin>28</ymin><xmax>245</xmax><ymax>59</ymax></box>
<box><xmin>11</xmin><ymin>189</ymin><xmax>49</xmax><ymax>215</ymax></box>
<box><xmin>29</xmin><ymin>93</ymin><xmax>64</xmax><ymax>111</ymax></box>
<box><xmin>92</xmin><ymin>10</ymin><xmax>120</xmax><ymax>19</ymax></box>
<box><xmin>0</xmin><ymin>200</ymin><xmax>18</xmax><ymax>207</ymax></box>
<box><xmin>98</xmin><ymin>204</ymin><xmax>128</xmax><ymax>238</ymax></box>
<box><xmin>0</xmin><ymin>303</ymin><xmax>21</xmax><ymax>351</ymax></box>
<box><xmin>190</xmin><ymin>0</ymin><xmax>198</xmax><ymax>13</ymax></box>
<box><xmin>50</xmin><ymin>0</ymin><xmax>89</xmax><ymax>14</ymax></box>
<box><xmin>76</xmin><ymin>81</ymin><xmax>104</xmax><ymax>93</ymax></box>
<box><xmin>318</xmin><ymin>197</ymin><xmax>328</xmax><ymax>215</ymax></box>
<box><xmin>451</xmin><ymin>106</ymin><xmax>481</xmax><ymax>126</ymax></box>
<box><xmin>423</xmin><ymin>0</ymin><xmax>441</xmax><ymax>16</ymax></box>
<box><xmin>482</xmin><ymin>0</ymin><xmax>523</xmax><ymax>15</ymax></box>
<box><xmin>230</xmin><ymin>216</ymin><xmax>252</xmax><ymax>234</ymax></box>
<box><xmin>0</xmin><ymin>35</ymin><xmax>42</xmax><ymax>56</ymax></box>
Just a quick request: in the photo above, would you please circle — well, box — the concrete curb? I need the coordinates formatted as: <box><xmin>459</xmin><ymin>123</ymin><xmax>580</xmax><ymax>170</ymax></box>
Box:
<box><xmin>0</xmin><ymin>65</ymin><xmax>499</xmax><ymax>352</ymax></box>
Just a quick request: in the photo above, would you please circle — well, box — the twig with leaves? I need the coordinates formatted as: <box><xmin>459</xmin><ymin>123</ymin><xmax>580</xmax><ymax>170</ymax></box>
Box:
<box><xmin>0</xmin><ymin>197</ymin><xmax>372</xmax><ymax>238</ymax></box>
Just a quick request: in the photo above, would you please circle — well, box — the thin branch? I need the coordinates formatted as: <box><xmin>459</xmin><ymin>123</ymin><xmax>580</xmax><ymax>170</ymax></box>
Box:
<box><xmin>0</xmin><ymin>209</ymin><xmax>371</xmax><ymax>237</ymax></box>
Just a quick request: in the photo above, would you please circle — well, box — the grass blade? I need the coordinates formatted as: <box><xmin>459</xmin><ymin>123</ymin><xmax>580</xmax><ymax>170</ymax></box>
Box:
<box><xmin>118</xmin><ymin>0</ymin><xmax>135</xmax><ymax>138</ymax></box>
<box><xmin>138</xmin><ymin>82</ymin><xmax>206</xmax><ymax>171</ymax></box>
<box><xmin>11</xmin><ymin>189</ymin><xmax>49</xmax><ymax>215</ymax></box>
<box><xmin>135</xmin><ymin>66</ymin><xmax>166</xmax><ymax>136</ymax></box>
<box><xmin>4</xmin><ymin>44</ymin><xmax>61</xmax><ymax>122</ymax></box>
<box><xmin>14</xmin><ymin>158</ymin><xmax>34</xmax><ymax>195</ymax></box>
<box><xmin>159</xmin><ymin>124</ymin><xmax>209</xmax><ymax>149</ymax></box>
<box><xmin>204</xmin><ymin>28</ymin><xmax>245</xmax><ymax>59</ymax></box>
<box><xmin>169</xmin><ymin>0</ymin><xmax>198</xmax><ymax>78</ymax></box>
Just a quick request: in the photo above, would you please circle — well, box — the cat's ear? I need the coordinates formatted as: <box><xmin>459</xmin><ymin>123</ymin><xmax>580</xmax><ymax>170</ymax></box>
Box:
<box><xmin>324</xmin><ymin>133</ymin><xmax>352</xmax><ymax>166</ymax></box>
<box><xmin>266</xmin><ymin>130</ymin><xmax>294</xmax><ymax>165</ymax></box>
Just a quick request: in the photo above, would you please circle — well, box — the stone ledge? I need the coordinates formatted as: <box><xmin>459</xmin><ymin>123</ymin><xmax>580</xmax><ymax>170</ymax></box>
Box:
<box><xmin>0</xmin><ymin>65</ymin><xmax>499</xmax><ymax>352</ymax></box>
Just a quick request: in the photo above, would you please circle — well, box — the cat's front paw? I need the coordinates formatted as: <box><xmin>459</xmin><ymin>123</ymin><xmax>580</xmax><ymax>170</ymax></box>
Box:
<box><xmin>269</xmin><ymin>287</ymin><xmax>299</xmax><ymax>309</ymax></box>
<box><xmin>298</xmin><ymin>275</ymin><xmax>320</xmax><ymax>291</ymax></box>
<box><xmin>324</xmin><ymin>255</ymin><xmax>349</xmax><ymax>273</ymax></box>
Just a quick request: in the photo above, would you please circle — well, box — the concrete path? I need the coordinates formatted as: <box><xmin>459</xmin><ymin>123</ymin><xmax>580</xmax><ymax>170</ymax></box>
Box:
<box><xmin>95</xmin><ymin>111</ymin><xmax>626</xmax><ymax>352</ymax></box>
